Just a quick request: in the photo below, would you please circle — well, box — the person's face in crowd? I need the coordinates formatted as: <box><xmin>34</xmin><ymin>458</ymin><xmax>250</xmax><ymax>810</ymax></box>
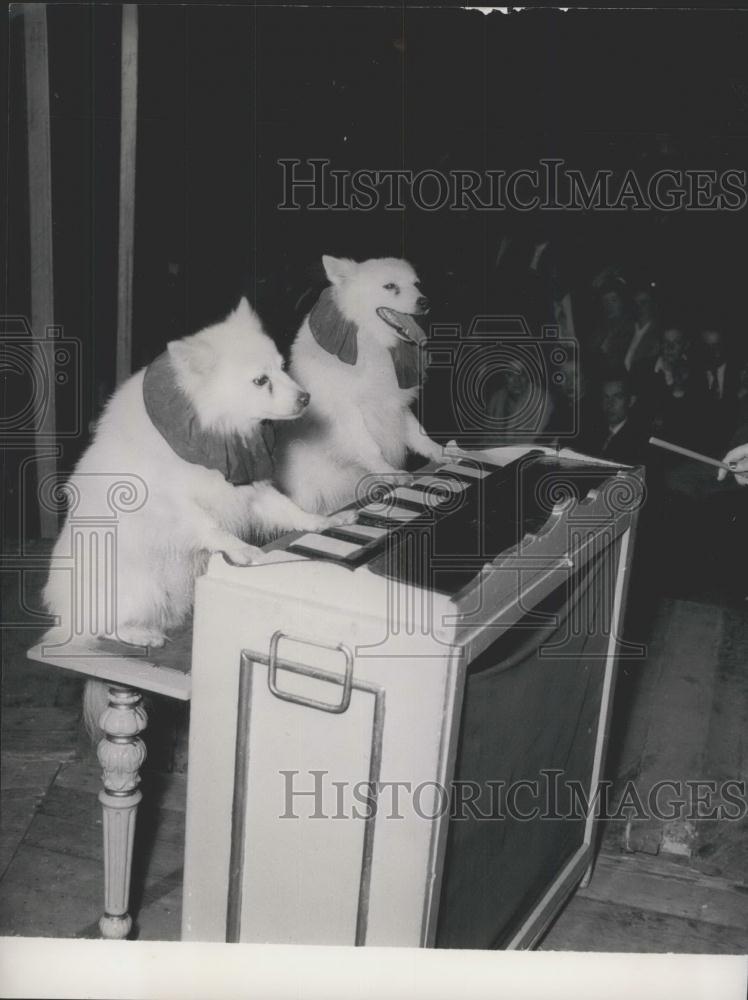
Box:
<box><xmin>700</xmin><ymin>329</ymin><xmax>725</xmax><ymax>369</ymax></box>
<box><xmin>601</xmin><ymin>380</ymin><xmax>631</xmax><ymax>427</ymax></box>
<box><xmin>505</xmin><ymin>363</ymin><xmax>529</xmax><ymax>401</ymax></box>
<box><xmin>661</xmin><ymin>328</ymin><xmax>687</xmax><ymax>367</ymax></box>
<box><xmin>672</xmin><ymin>362</ymin><xmax>690</xmax><ymax>398</ymax></box>
<box><xmin>602</xmin><ymin>290</ymin><xmax>625</xmax><ymax>321</ymax></box>
<box><xmin>634</xmin><ymin>290</ymin><xmax>655</xmax><ymax>326</ymax></box>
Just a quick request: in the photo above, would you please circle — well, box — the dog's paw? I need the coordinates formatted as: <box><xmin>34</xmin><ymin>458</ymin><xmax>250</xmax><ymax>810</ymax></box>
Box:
<box><xmin>376</xmin><ymin>470</ymin><xmax>415</xmax><ymax>487</ymax></box>
<box><xmin>299</xmin><ymin>513</ymin><xmax>340</xmax><ymax>532</ymax></box>
<box><xmin>116</xmin><ymin>624</ymin><xmax>166</xmax><ymax>648</ymax></box>
<box><xmin>222</xmin><ymin>541</ymin><xmax>269</xmax><ymax>567</ymax></box>
<box><xmin>424</xmin><ymin>442</ymin><xmax>449</xmax><ymax>463</ymax></box>
<box><xmin>324</xmin><ymin>508</ymin><xmax>358</xmax><ymax>528</ymax></box>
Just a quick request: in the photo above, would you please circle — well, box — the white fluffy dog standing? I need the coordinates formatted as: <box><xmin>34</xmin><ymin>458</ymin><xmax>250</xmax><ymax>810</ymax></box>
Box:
<box><xmin>275</xmin><ymin>255</ymin><xmax>446</xmax><ymax>514</ymax></box>
<box><xmin>43</xmin><ymin>297</ymin><xmax>352</xmax><ymax>732</ymax></box>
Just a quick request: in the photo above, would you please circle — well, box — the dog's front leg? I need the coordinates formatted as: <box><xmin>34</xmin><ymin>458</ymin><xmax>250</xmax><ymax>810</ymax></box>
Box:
<box><xmin>249</xmin><ymin>482</ymin><xmax>357</xmax><ymax>532</ymax></box>
<box><xmin>404</xmin><ymin>411</ymin><xmax>448</xmax><ymax>464</ymax></box>
<box><xmin>337</xmin><ymin>407</ymin><xmax>403</xmax><ymax>477</ymax></box>
<box><xmin>191</xmin><ymin>509</ymin><xmax>268</xmax><ymax>566</ymax></box>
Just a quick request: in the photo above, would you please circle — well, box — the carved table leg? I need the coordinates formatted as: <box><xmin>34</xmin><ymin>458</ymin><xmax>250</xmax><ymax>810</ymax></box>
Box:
<box><xmin>96</xmin><ymin>684</ymin><xmax>148</xmax><ymax>939</ymax></box>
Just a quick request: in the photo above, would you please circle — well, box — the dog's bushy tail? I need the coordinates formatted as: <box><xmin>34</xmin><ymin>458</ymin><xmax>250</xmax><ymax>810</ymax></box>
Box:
<box><xmin>82</xmin><ymin>679</ymin><xmax>109</xmax><ymax>743</ymax></box>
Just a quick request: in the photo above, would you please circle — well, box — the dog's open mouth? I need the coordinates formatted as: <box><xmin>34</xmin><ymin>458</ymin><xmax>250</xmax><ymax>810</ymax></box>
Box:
<box><xmin>376</xmin><ymin>307</ymin><xmax>428</xmax><ymax>345</ymax></box>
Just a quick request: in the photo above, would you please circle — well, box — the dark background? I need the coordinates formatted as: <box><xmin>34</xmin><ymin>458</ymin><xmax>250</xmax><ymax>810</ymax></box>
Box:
<box><xmin>5</xmin><ymin>4</ymin><xmax>748</xmax><ymax>533</ymax></box>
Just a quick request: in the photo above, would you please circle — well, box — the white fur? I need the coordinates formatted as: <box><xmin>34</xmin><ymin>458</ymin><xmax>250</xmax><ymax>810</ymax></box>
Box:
<box><xmin>275</xmin><ymin>256</ymin><xmax>445</xmax><ymax>513</ymax></box>
<box><xmin>43</xmin><ymin>297</ymin><xmax>354</xmax><ymax>656</ymax></box>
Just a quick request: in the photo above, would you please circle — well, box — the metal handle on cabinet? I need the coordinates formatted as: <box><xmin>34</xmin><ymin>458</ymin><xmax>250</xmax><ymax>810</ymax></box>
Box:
<box><xmin>262</xmin><ymin>630</ymin><xmax>355</xmax><ymax>714</ymax></box>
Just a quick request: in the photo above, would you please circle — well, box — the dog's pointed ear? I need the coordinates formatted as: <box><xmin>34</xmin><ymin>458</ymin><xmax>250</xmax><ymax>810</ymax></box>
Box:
<box><xmin>322</xmin><ymin>255</ymin><xmax>355</xmax><ymax>286</ymax></box>
<box><xmin>168</xmin><ymin>336</ymin><xmax>216</xmax><ymax>377</ymax></box>
<box><xmin>233</xmin><ymin>296</ymin><xmax>255</xmax><ymax>319</ymax></box>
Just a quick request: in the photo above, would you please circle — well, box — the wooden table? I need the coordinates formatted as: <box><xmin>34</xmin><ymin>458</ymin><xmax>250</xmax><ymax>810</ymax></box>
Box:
<box><xmin>26</xmin><ymin>627</ymin><xmax>192</xmax><ymax>939</ymax></box>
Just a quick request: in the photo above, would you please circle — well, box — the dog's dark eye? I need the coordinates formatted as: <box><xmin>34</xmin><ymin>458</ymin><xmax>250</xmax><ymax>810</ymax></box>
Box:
<box><xmin>414</xmin><ymin>280</ymin><xmax>421</xmax><ymax>289</ymax></box>
<box><xmin>280</xmin><ymin>360</ymin><xmax>288</xmax><ymax>372</ymax></box>
<box><xmin>253</xmin><ymin>375</ymin><xmax>269</xmax><ymax>387</ymax></box>
<box><xmin>383</xmin><ymin>282</ymin><xmax>399</xmax><ymax>292</ymax></box>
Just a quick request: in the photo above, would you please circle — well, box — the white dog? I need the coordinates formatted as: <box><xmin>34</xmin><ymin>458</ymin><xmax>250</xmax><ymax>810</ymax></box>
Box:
<box><xmin>275</xmin><ymin>255</ymin><xmax>446</xmax><ymax>513</ymax></box>
<box><xmin>43</xmin><ymin>296</ymin><xmax>353</xmax><ymax>654</ymax></box>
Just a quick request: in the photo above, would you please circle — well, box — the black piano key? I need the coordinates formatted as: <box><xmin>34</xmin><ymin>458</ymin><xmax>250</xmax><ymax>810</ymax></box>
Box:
<box><xmin>326</xmin><ymin>522</ymin><xmax>389</xmax><ymax>544</ymax></box>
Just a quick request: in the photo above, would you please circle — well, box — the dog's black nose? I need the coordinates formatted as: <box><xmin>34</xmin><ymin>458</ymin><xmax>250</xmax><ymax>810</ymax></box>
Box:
<box><xmin>298</xmin><ymin>391</ymin><xmax>310</xmax><ymax>408</ymax></box>
<box><xmin>417</xmin><ymin>295</ymin><xmax>430</xmax><ymax>313</ymax></box>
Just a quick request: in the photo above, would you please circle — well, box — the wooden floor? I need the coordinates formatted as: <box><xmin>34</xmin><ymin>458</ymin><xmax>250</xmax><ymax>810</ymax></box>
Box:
<box><xmin>1</xmin><ymin>547</ymin><xmax>747</xmax><ymax>948</ymax></box>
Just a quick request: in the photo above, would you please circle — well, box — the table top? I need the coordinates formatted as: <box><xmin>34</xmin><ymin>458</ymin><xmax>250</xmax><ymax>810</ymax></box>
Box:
<box><xmin>26</xmin><ymin>624</ymin><xmax>193</xmax><ymax>700</ymax></box>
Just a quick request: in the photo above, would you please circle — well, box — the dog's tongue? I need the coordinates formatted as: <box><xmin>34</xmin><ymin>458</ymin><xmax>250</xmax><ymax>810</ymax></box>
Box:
<box><xmin>376</xmin><ymin>307</ymin><xmax>427</xmax><ymax>344</ymax></box>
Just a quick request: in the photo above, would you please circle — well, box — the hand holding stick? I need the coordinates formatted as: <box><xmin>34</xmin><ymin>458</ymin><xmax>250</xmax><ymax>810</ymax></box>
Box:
<box><xmin>648</xmin><ymin>436</ymin><xmax>747</xmax><ymax>484</ymax></box>
<box><xmin>717</xmin><ymin>442</ymin><xmax>748</xmax><ymax>485</ymax></box>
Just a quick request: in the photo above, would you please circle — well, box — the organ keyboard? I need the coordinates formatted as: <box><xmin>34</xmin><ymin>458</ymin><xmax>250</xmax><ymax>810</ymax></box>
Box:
<box><xmin>182</xmin><ymin>446</ymin><xmax>644</xmax><ymax>948</ymax></box>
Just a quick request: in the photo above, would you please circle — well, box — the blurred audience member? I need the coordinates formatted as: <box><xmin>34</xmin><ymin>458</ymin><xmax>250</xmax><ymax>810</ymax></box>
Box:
<box><xmin>699</xmin><ymin>328</ymin><xmax>733</xmax><ymax>398</ymax></box>
<box><xmin>632</xmin><ymin>326</ymin><xmax>688</xmax><ymax>398</ymax></box>
<box><xmin>631</xmin><ymin>327</ymin><xmax>694</xmax><ymax>435</ymax></box>
<box><xmin>546</xmin><ymin>357</ymin><xmax>598</xmax><ymax>453</ymax></box>
<box><xmin>588</xmin><ymin>275</ymin><xmax>635</xmax><ymax>371</ymax></box>
<box><xmin>623</xmin><ymin>286</ymin><xmax>661</xmax><ymax>371</ymax></box>
<box><xmin>651</xmin><ymin>361</ymin><xmax>702</xmax><ymax>448</ymax></box>
<box><xmin>482</xmin><ymin>358</ymin><xmax>553</xmax><ymax>445</ymax></box>
<box><xmin>733</xmin><ymin>355</ymin><xmax>748</xmax><ymax>427</ymax></box>
<box><xmin>589</xmin><ymin>371</ymin><xmax>649</xmax><ymax>465</ymax></box>
<box><xmin>694</xmin><ymin>327</ymin><xmax>739</xmax><ymax>455</ymax></box>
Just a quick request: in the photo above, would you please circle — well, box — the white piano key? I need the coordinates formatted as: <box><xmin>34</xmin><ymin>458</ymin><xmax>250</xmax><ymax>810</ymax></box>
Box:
<box><xmin>291</xmin><ymin>534</ymin><xmax>364</xmax><ymax>558</ymax></box>
<box><xmin>438</xmin><ymin>463</ymin><xmax>491</xmax><ymax>480</ymax></box>
<box><xmin>359</xmin><ymin>503</ymin><xmax>422</xmax><ymax>523</ymax></box>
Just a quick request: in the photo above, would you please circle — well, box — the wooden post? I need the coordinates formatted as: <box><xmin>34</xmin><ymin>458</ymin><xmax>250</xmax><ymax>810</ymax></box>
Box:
<box><xmin>115</xmin><ymin>5</ymin><xmax>139</xmax><ymax>385</ymax></box>
<box><xmin>24</xmin><ymin>4</ymin><xmax>57</xmax><ymax>539</ymax></box>
<box><xmin>97</xmin><ymin>684</ymin><xmax>148</xmax><ymax>940</ymax></box>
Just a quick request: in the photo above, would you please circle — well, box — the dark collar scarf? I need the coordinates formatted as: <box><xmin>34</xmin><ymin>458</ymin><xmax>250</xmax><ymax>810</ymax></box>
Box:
<box><xmin>308</xmin><ymin>287</ymin><xmax>424</xmax><ymax>390</ymax></box>
<box><xmin>142</xmin><ymin>351</ymin><xmax>275</xmax><ymax>486</ymax></box>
